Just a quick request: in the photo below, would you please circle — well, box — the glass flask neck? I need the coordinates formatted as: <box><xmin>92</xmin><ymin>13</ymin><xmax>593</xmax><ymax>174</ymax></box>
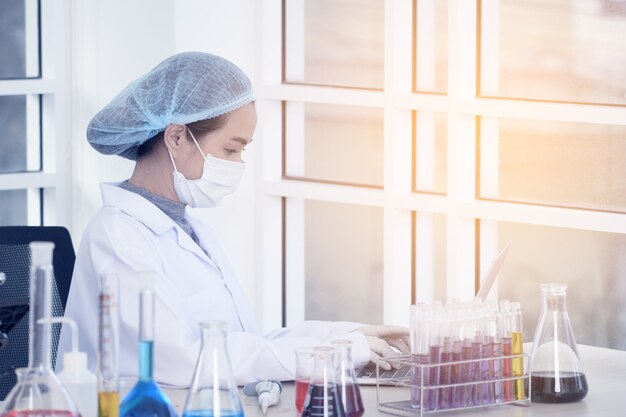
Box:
<box><xmin>311</xmin><ymin>347</ymin><xmax>337</xmax><ymax>385</ymax></box>
<box><xmin>200</xmin><ymin>321</ymin><xmax>229</xmax><ymax>355</ymax></box>
<box><xmin>541</xmin><ymin>284</ymin><xmax>568</xmax><ymax>311</ymax></box>
<box><xmin>138</xmin><ymin>287</ymin><xmax>155</xmax><ymax>381</ymax></box>
<box><xmin>30</xmin><ymin>265</ymin><xmax>53</xmax><ymax>370</ymax></box>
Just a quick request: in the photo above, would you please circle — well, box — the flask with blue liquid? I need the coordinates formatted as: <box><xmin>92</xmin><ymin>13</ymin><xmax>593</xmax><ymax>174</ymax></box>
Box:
<box><xmin>120</xmin><ymin>273</ymin><xmax>177</xmax><ymax>417</ymax></box>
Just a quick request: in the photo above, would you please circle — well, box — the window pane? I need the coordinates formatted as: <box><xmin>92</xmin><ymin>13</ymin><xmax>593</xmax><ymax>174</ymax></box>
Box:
<box><xmin>480</xmin><ymin>0</ymin><xmax>626</xmax><ymax>105</ymax></box>
<box><xmin>414</xmin><ymin>112</ymin><xmax>447</xmax><ymax>194</ymax></box>
<box><xmin>0</xmin><ymin>189</ymin><xmax>40</xmax><ymax>226</ymax></box>
<box><xmin>0</xmin><ymin>95</ymin><xmax>41</xmax><ymax>173</ymax></box>
<box><xmin>299</xmin><ymin>200</ymin><xmax>383</xmax><ymax>324</ymax></box>
<box><xmin>0</xmin><ymin>0</ymin><xmax>40</xmax><ymax>79</ymax></box>
<box><xmin>479</xmin><ymin>117</ymin><xmax>626</xmax><ymax>212</ymax></box>
<box><xmin>285</xmin><ymin>102</ymin><xmax>384</xmax><ymax>188</ymax></box>
<box><xmin>284</xmin><ymin>0</ymin><xmax>384</xmax><ymax>89</ymax></box>
<box><xmin>414</xmin><ymin>0</ymin><xmax>448</xmax><ymax>93</ymax></box>
<box><xmin>414</xmin><ymin>212</ymin><xmax>447</xmax><ymax>302</ymax></box>
<box><xmin>484</xmin><ymin>220</ymin><xmax>626</xmax><ymax>350</ymax></box>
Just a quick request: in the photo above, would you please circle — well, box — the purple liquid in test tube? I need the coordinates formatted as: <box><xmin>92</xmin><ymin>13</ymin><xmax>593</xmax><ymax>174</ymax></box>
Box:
<box><xmin>470</xmin><ymin>340</ymin><xmax>482</xmax><ymax>406</ymax></box>
<box><xmin>428</xmin><ymin>344</ymin><xmax>440</xmax><ymax>411</ymax></box>
<box><xmin>481</xmin><ymin>338</ymin><xmax>495</xmax><ymax>405</ymax></box>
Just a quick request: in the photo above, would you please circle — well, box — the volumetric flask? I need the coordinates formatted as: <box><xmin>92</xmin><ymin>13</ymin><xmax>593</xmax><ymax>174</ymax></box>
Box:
<box><xmin>120</xmin><ymin>273</ymin><xmax>177</xmax><ymax>417</ymax></box>
<box><xmin>182</xmin><ymin>321</ymin><xmax>244</xmax><ymax>417</ymax></box>
<box><xmin>332</xmin><ymin>341</ymin><xmax>364</xmax><ymax>417</ymax></box>
<box><xmin>302</xmin><ymin>347</ymin><xmax>345</xmax><ymax>417</ymax></box>
<box><xmin>0</xmin><ymin>242</ymin><xmax>81</xmax><ymax>417</ymax></box>
<box><xmin>529</xmin><ymin>283</ymin><xmax>588</xmax><ymax>403</ymax></box>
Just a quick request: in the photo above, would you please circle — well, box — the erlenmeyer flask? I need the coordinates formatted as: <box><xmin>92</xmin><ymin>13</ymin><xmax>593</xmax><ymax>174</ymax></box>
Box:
<box><xmin>0</xmin><ymin>242</ymin><xmax>81</xmax><ymax>417</ymax></box>
<box><xmin>182</xmin><ymin>321</ymin><xmax>244</xmax><ymax>417</ymax></box>
<box><xmin>302</xmin><ymin>347</ymin><xmax>345</xmax><ymax>417</ymax></box>
<box><xmin>529</xmin><ymin>283</ymin><xmax>588</xmax><ymax>403</ymax></box>
<box><xmin>331</xmin><ymin>341</ymin><xmax>364</xmax><ymax>417</ymax></box>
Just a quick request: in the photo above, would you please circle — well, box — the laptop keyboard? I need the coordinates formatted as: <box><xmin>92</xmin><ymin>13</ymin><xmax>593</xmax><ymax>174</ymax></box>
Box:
<box><xmin>357</xmin><ymin>363</ymin><xmax>413</xmax><ymax>380</ymax></box>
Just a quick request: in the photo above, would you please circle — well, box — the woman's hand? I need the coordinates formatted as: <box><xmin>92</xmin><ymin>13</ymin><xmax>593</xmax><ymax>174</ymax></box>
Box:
<box><xmin>352</xmin><ymin>325</ymin><xmax>410</xmax><ymax>370</ymax></box>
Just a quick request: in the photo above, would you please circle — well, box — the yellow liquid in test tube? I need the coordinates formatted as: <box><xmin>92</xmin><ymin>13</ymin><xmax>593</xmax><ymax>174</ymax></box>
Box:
<box><xmin>512</xmin><ymin>331</ymin><xmax>525</xmax><ymax>400</ymax></box>
<box><xmin>99</xmin><ymin>391</ymin><xmax>119</xmax><ymax>417</ymax></box>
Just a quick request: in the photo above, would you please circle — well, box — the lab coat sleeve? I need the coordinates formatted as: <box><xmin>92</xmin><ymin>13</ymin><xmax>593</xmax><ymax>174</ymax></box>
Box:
<box><xmin>68</xmin><ymin>210</ymin><xmax>371</xmax><ymax>387</ymax></box>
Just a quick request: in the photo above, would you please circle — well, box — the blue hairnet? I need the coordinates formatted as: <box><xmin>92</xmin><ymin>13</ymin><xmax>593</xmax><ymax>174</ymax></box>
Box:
<box><xmin>86</xmin><ymin>52</ymin><xmax>255</xmax><ymax>160</ymax></box>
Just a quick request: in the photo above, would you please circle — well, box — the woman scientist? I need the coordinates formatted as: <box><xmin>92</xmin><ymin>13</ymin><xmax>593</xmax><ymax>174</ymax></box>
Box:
<box><xmin>59</xmin><ymin>52</ymin><xmax>408</xmax><ymax>386</ymax></box>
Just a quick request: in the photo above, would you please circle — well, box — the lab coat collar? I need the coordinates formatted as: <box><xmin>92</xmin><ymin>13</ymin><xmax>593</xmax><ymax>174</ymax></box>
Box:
<box><xmin>100</xmin><ymin>183</ymin><xmax>214</xmax><ymax>264</ymax></box>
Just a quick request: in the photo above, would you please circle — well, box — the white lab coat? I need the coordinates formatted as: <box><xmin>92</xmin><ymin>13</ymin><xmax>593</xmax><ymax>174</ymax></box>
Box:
<box><xmin>59</xmin><ymin>183</ymin><xmax>370</xmax><ymax>387</ymax></box>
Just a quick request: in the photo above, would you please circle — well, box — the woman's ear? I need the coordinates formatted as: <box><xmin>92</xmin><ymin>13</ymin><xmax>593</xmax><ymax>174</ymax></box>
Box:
<box><xmin>163</xmin><ymin>124</ymin><xmax>188</xmax><ymax>156</ymax></box>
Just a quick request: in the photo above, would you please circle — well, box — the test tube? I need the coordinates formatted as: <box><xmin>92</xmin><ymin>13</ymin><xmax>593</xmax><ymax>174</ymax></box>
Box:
<box><xmin>427</xmin><ymin>308</ymin><xmax>441</xmax><ymax>411</ymax></box>
<box><xmin>457</xmin><ymin>307</ymin><xmax>474</xmax><ymax>408</ymax></box>
<box><xmin>511</xmin><ymin>302</ymin><xmax>525</xmax><ymax>400</ymax></box>
<box><xmin>493</xmin><ymin>304</ymin><xmax>504</xmax><ymax>403</ymax></box>
<box><xmin>409</xmin><ymin>305</ymin><xmax>422</xmax><ymax>409</ymax></box>
<box><xmin>449</xmin><ymin>308</ymin><xmax>463</xmax><ymax>408</ymax></box>
<box><xmin>477</xmin><ymin>307</ymin><xmax>494</xmax><ymax>405</ymax></box>
<box><xmin>438</xmin><ymin>311</ymin><xmax>452</xmax><ymax>409</ymax></box>
<box><xmin>499</xmin><ymin>300</ymin><xmax>513</xmax><ymax>401</ymax></box>
<box><xmin>98</xmin><ymin>274</ymin><xmax>119</xmax><ymax>417</ymax></box>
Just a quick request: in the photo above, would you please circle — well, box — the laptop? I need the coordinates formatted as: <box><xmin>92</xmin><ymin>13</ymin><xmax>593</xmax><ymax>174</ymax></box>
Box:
<box><xmin>355</xmin><ymin>241</ymin><xmax>512</xmax><ymax>385</ymax></box>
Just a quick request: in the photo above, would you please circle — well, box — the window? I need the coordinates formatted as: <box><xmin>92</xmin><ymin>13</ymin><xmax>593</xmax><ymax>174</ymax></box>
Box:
<box><xmin>0</xmin><ymin>0</ymin><xmax>69</xmax><ymax>227</ymax></box>
<box><xmin>258</xmin><ymin>0</ymin><xmax>626</xmax><ymax>350</ymax></box>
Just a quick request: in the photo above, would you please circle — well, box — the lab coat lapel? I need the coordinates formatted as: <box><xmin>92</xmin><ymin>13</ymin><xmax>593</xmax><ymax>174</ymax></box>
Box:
<box><xmin>101</xmin><ymin>183</ymin><xmax>220</xmax><ymax>272</ymax></box>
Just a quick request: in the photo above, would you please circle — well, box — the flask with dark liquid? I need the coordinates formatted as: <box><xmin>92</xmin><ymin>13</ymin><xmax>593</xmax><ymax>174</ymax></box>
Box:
<box><xmin>302</xmin><ymin>347</ymin><xmax>345</xmax><ymax>417</ymax></box>
<box><xmin>529</xmin><ymin>283</ymin><xmax>588</xmax><ymax>403</ymax></box>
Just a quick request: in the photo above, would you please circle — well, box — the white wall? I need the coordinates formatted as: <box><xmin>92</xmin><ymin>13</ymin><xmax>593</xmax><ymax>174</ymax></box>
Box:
<box><xmin>69</xmin><ymin>0</ymin><xmax>260</xmax><ymax>317</ymax></box>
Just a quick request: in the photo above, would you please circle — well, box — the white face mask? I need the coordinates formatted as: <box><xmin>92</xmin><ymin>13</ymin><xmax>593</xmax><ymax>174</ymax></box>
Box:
<box><xmin>168</xmin><ymin>128</ymin><xmax>246</xmax><ymax>208</ymax></box>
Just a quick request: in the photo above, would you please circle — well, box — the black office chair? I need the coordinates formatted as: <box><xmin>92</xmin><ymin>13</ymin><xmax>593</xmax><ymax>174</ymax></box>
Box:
<box><xmin>0</xmin><ymin>226</ymin><xmax>75</xmax><ymax>400</ymax></box>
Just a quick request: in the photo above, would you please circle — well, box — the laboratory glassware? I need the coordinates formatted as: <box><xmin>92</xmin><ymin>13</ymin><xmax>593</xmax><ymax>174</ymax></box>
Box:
<box><xmin>510</xmin><ymin>302</ymin><xmax>524</xmax><ymax>400</ymax></box>
<box><xmin>0</xmin><ymin>242</ymin><xmax>81</xmax><ymax>417</ymax></box>
<box><xmin>529</xmin><ymin>283</ymin><xmax>588</xmax><ymax>403</ymax></box>
<box><xmin>331</xmin><ymin>340</ymin><xmax>364</xmax><ymax>417</ymax></box>
<box><xmin>120</xmin><ymin>274</ymin><xmax>177</xmax><ymax>417</ymax></box>
<box><xmin>295</xmin><ymin>347</ymin><xmax>315</xmax><ymax>414</ymax></box>
<box><xmin>302</xmin><ymin>347</ymin><xmax>345</xmax><ymax>417</ymax></box>
<box><xmin>98</xmin><ymin>274</ymin><xmax>120</xmax><ymax>417</ymax></box>
<box><xmin>182</xmin><ymin>320</ymin><xmax>244</xmax><ymax>417</ymax></box>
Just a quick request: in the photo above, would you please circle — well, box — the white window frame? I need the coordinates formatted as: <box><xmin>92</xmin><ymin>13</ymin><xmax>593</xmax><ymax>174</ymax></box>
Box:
<box><xmin>255</xmin><ymin>0</ymin><xmax>626</xmax><ymax>332</ymax></box>
<box><xmin>0</xmin><ymin>0</ymin><xmax>70</xmax><ymax>227</ymax></box>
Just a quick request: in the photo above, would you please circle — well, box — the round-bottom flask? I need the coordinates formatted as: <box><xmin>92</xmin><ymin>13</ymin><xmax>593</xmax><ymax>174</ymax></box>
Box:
<box><xmin>529</xmin><ymin>283</ymin><xmax>588</xmax><ymax>403</ymax></box>
<box><xmin>0</xmin><ymin>243</ymin><xmax>81</xmax><ymax>417</ymax></box>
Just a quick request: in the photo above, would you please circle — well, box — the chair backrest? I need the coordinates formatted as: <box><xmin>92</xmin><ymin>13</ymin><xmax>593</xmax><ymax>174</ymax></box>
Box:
<box><xmin>0</xmin><ymin>226</ymin><xmax>75</xmax><ymax>400</ymax></box>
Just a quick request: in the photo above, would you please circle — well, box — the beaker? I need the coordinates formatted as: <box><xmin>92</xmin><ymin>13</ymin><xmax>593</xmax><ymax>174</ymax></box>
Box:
<box><xmin>295</xmin><ymin>347</ymin><xmax>315</xmax><ymax>414</ymax></box>
<box><xmin>120</xmin><ymin>273</ymin><xmax>177</xmax><ymax>417</ymax></box>
<box><xmin>182</xmin><ymin>321</ymin><xmax>244</xmax><ymax>417</ymax></box>
<box><xmin>0</xmin><ymin>242</ymin><xmax>81</xmax><ymax>417</ymax></box>
<box><xmin>301</xmin><ymin>347</ymin><xmax>345</xmax><ymax>417</ymax></box>
<box><xmin>529</xmin><ymin>283</ymin><xmax>588</xmax><ymax>403</ymax></box>
<box><xmin>331</xmin><ymin>340</ymin><xmax>364</xmax><ymax>417</ymax></box>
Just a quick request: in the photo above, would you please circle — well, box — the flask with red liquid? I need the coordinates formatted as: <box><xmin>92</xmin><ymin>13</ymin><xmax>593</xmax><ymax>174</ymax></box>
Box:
<box><xmin>0</xmin><ymin>242</ymin><xmax>81</xmax><ymax>417</ymax></box>
<box><xmin>529</xmin><ymin>283</ymin><xmax>588</xmax><ymax>403</ymax></box>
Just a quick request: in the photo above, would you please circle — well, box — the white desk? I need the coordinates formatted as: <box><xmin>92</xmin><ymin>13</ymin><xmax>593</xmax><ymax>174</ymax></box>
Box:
<box><xmin>164</xmin><ymin>344</ymin><xmax>625</xmax><ymax>416</ymax></box>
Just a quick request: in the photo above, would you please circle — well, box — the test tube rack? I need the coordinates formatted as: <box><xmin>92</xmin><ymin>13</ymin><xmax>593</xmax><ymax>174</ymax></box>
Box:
<box><xmin>376</xmin><ymin>353</ymin><xmax>531</xmax><ymax>416</ymax></box>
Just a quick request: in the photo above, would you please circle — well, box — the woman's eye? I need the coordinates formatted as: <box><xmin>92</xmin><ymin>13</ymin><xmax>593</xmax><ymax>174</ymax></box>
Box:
<box><xmin>225</xmin><ymin>148</ymin><xmax>246</xmax><ymax>154</ymax></box>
